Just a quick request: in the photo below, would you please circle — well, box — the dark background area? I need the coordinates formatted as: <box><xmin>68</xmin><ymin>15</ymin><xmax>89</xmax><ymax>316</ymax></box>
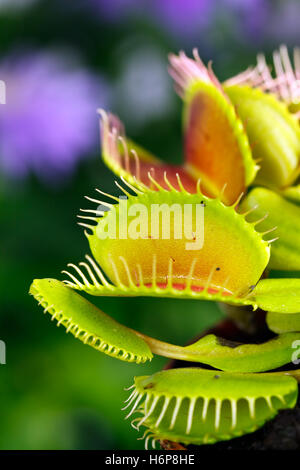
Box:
<box><xmin>0</xmin><ymin>0</ymin><xmax>299</xmax><ymax>450</ymax></box>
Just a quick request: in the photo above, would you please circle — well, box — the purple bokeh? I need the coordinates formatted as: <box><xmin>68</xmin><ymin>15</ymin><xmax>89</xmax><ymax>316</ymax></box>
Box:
<box><xmin>0</xmin><ymin>50</ymin><xmax>110</xmax><ymax>184</ymax></box>
<box><xmin>266</xmin><ymin>0</ymin><xmax>300</xmax><ymax>44</ymax></box>
<box><xmin>85</xmin><ymin>0</ymin><xmax>270</xmax><ymax>45</ymax></box>
<box><xmin>85</xmin><ymin>0</ymin><xmax>139</xmax><ymax>21</ymax></box>
<box><xmin>220</xmin><ymin>0</ymin><xmax>270</xmax><ymax>41</ymax></box>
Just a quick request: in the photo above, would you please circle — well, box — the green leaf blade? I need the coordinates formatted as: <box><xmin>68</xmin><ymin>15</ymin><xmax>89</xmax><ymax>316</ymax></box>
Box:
<box><xmin>250</xmin><ymin>278</ymin><xmax>300</xmax><ymax>313</ymax></box>
<box><xmin>29</xmin><ymin>278</ymin><xmax>153</xmax><ymax>364</ymax></box>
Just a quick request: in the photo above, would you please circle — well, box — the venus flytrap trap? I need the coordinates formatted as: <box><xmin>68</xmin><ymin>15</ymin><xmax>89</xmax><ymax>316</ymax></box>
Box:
<box><xmin>30</xmin><ymin>46</ymin><xmax>300</xmax><ymax>449</ymax></box>
<box><xmin>126</xmin><ymin>369</ymin><xmax>298</xmax><ymax>448</ymax></box>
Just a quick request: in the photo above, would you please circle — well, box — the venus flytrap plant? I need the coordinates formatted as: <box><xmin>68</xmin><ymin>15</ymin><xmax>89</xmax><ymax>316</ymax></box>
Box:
<box><xmin>30</xmin><ymin>46</ymin><xmax>300</xmax><ymax>449</ymax></box>
<box><xmin>100</xmin><ymin>46</ymin><xmax>300</xmax><ymax>271</ymax></box>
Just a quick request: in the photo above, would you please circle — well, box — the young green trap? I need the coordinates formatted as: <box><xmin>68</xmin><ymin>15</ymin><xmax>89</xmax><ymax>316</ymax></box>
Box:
<box><xmin>30</xmin><ymin>46</ymin><xmax>300</xmax><ymax>449</ymax></box>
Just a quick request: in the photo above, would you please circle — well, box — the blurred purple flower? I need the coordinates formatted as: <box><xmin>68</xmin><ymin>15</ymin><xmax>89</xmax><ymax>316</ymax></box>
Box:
<box><xmin>266</xmin><ymin>0</ymin><xmax>300</xmax><ymax>44</ymax></box>
<box><xmin>84</xmin><ymin>0</ymin><xmax>212</xmax><ymax>41</ymax></box>
<box><xmin>0</xmin><ymin>50</ymin><xmax>109</xmax><ymax>184</ymax></box>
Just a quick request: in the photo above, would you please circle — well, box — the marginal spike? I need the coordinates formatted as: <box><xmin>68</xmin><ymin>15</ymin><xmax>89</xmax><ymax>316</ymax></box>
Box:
<box><xmin>119</xmin><ymin>256</ymin><xmax>136</xmax><ymax>287</ymax></box>
<box><xmin>79</xmin><ymin>262</ymin><xmax>100</xmax><ymax>288</ymax></box>
<box><xmin>85</xmin><ymin>254</ymin><xmax>112</xmax><ymax>288</ymax></box>
<box><xmin>202</xmin><ymin>398</ymin><xmax>209</xmax><ymax>420</ymax></box>
<box><xmin>77</xmin><ymin>215</ymin><xmax>98</xmax><ymax>222</ymax></box>
<box><xmin>215</xmin><ymin>399</ymin><xmax>222</xmax><ymax>430</ymax></box>
<box><xmin>66</xmin><ymin>319</ymin><xmax>73</xmax><ymax>333</ymax></box>
<box><xmin>276</xmin><ymin>395</ymin><xmax>287</xmax><ymax>406</ymax></box>
<box><xmin>167</xmin><ymin>257</ymin><xmax>174</xmax><ymax>289</ymax></box>
<box><xmin>152</xmin><ymin>254</ymin><xmax>157</xmax><ymax>288</ymax></box>
<box><xmin>176</xmin><ymin>172</ymin><xmax>189</xmax><ymax>193</ymax></box>
<box><xmin>265</xmin><ymin>396</ymin><xmax>275</xmax><ymax>412</ymax></box>
<box><xmin>131</xmin><ymin>149</ymin><xmax>141</xmax><ymax>181</ymax></box>
<box><xmin>154</xmin><ymin>396</ymin><xmax>170</xmax><ymax>428</ymax></box>
<box><xmin>219</xmin><ymin>183</ymin><xmax>228</xmax><ymax>202</ymax></box>
<box><xmin>143</xmin><ymin>392</ymin><xmax>151</xmax><ymax>415</ymax></box>
<box><xmin>163</xmin><ymin>171</ymin><xmax>177</xmax><ymax>192</ymax></box>
<box><xmin>67</xmin><ymin>263</ymin><xmax>91</xmax><ymax>287</ymax></box>
<box><xmin>144</xmin><ymin>434</ymin><xmax>151</xmax><ymax>450</ymax></box>
<box><xmin>43</xmin><ymin>303</ymin><xmax>54</xmax><ymax>314</ymax></box>
<box><xmin>137</xmin><ymin>428</ymin><xmax>152</xmax><ymax>441</ymax></box>
<box><xmin>84</xmin><ymin>195</ymin><xmax>111</xmax><ymax>206</ymax></box>
<box><xmin>248</xmin><ymin>397</ymin><xmax>256</xmax><ymax>419</ymax></box>
<box><xmin>231</xmin><ymin>191</ymin><xmax>244</xmax><ymax>208</ymax></box>
<box><xmin>196</xmin><ymin>178</ymin><xmax>202</xmax><ymax>195</ymax></box>
<box><xmin>97</xmin><ymin>107</ymin><xmax>109</xmax><ymax>123</ymax></box>
<box><xmin>108</xmin><ymin>254</ymin><xmax>125</xmax><ymax>287</ymax></box>
<box><xmin>193</xmin><ymin>48</ymin><xmax>203</xmax><ymax>64</ymax></box>
<box><xmin>252</xmin><ymin>213</ymin><xmax>269</xmax><ymax>227</ymax></box>
<box><xmin>93</xmin><ymin>197</ymin><xmax>114</xmax><ymax>209</ymax></box>
<box><xmin>204</xmin><ymin>264</ymin><xmax>216</xmax><ymax>292</ymax></box>
<box><xmin>95</xmin><ymin>187</ymin><xmax>120</xmax><ymax>202</ymax></box>
<box><xmin>79</xmin><ymin>208</ymin><xmax>104</xmax><ymax>215</ymax></box>
<box><xmin>136</xmin><ymin>263</ymin><xmax>145</xmax><ymax>287</ymax></box>
<box><xmin>220</xmin><ymin>276</ymin><xmax>232</xmax><ymax>296</ymax></box>
<box><xmin>114</xmin><ymin>180</ymin><xmax>131</xmax><ymax>198</ymax></box>
<box><xmin>260</xmin><ymin>226</ymin><xmax>278</xmax><ymax>236</ymax></box>
<box><xmin>120</xmin><ymin>175</ymin><xmax>144</xmax><ymax>195</ymax></box>
<box><xmin>137</xmin><ymin>395</ymin><xmax>160</xmax><ymax>429</ymax></box>
<box><xmin>132</xmin><ymin>175</ymin><xmax>147</xmax><ymax>193</ymax></box>
<box><xmin>147</xmin><ymin>171</ymin><xmax>164</xmax><ymax>191</ymax></box>
<box><xmin>56</xmin><ymin>311</ymin><xmax>64</xmax><ymax>326</ymax></box>
<box><xmin>241</xmin><ymin>204</ymin><xmax>259</xmax><ymax>218</ymax></box>
<box><xmin>185</xmin><ymin>257</ymin><xmax>197</xmax><ymax>291</ymax></box>
<box><xmin>231</xmin><ymin>399</ymin><xmax>237</xmax><ymax>429</ymax></box>
<box><xmin>131</xmin><ymin>417</ymin><xmax>142</xmax><ymax>430</ymax></box>
<box><xmin>126</xmin><ymin>393</ymin><xmax>144</xmax><ymax>419</ymax></box>
<box><xmin>169</xmin><ymin>397</ymin><xmax>182</xmax><ymax>430</ymax></box>
<box><xmin>118</xmin><ymin>135</ymin><xmax>130</xmax><ymax>172</ymax></box>
<box><xmin>77</xmin><ymin>222</ymin><xmax>95</xmax><ymax>231</ymax></box>
<box><xmin>61</xmin><ymin>270</ymin><xmax>84</xmax><ymax>288</ymax></box>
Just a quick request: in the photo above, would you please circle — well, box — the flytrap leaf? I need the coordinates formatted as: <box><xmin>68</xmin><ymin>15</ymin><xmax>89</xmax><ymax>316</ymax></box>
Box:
<box><xmin>224</xmin><ymin>84</ymin><xmax>300</xmax><ymax>189</ymax></box>
<box><xmin>99</xmin><ymin>49</ymin><xmax>258</xmax><ymax>206</ymax></box>
<box><xmin>70</xmin><ymin>185</ymin><xmax>270</xmax><ymax>307</ymax></box>
<box><xmin>224</xmin><ymin>46</ymin><xmax>300</xmax><ymax>114</ymax></box>
<box><xmin>267</xmin><ymin>311</ymin><xmax>300</xmax><ymax>334</ymax></box>
<box><xmin>125</xmin><ymin>368</ymin><xmax>298</xmax><ymax>447</ymax></box>
<box><xmin>249</xmin><ymin>278</ymin><xmax>300</xmax><ymax>314</ymax></box>
<box><xmin>29</xmin><ymin>278</ymin><xmax>152</xmax><ymax>364</ymax></box>
<box><xmin>240</xmin><ymin>187</ymin><xmax>300</xmax><ymax>271</ymax></box>
<box><xmin>180</xmin><ymin>332</ymin><xmax>300</xmax><ymax>372</ymax></box>
<box><xmin>169</xmin><ymin>51</ymin><xmax>256</xmax><ymax>205</ymax></box>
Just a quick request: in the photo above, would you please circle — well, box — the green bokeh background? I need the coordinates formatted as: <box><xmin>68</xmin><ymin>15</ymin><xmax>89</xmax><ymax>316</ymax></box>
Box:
<box><xmin>0</xmin><ymin>0</ymin><xmax>298</xmax><ymax>450</ymax></box>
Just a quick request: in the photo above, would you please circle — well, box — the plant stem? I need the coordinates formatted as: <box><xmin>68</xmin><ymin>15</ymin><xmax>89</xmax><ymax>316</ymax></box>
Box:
<box><xmin>134</xmin><ymin>330</ymin><xmax>300</xmax><ymax>381</ymax></box>
<box><xmin>135</xmin><ymin>331</ymin><xmax>196</xmax><ymax>361</ymax></box>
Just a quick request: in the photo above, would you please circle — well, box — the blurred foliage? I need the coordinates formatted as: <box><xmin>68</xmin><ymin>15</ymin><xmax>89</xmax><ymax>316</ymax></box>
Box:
<box><xmin>0</xmin><ymin>0</ymin><xmax>299</xmax><ymax>450</ymax></box>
